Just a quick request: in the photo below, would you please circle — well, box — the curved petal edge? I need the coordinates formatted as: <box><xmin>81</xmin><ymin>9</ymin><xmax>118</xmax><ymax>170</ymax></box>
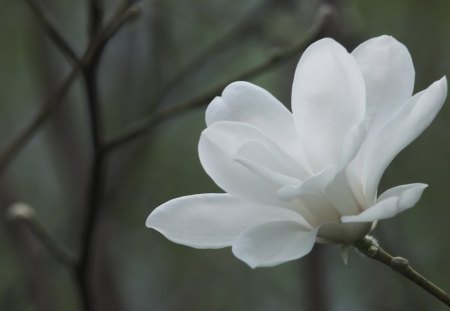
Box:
<box><xmin>341</xmin><ymin>183</ymin><xmax>427</xmax><ymax>223</ymax></box>
<box><xmin>232</xmin><ymin>220</ymin><xmax>317</xmax><ymax>268</ymax></box>
<box><xmin>146</xmin><ymin>193</ymin><xmax>302</xmax><ymax>249</ymax></box>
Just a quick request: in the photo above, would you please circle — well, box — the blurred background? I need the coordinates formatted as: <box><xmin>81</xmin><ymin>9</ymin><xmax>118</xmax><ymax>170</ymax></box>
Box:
<box><xmin>0</xmin><ymin>0</ymin><xmax>449</xmax><ymax>310</ymax></box>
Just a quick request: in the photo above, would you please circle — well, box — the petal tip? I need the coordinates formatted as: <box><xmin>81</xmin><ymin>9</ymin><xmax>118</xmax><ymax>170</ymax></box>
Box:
<box><xmin>145</xmin><ymin>211</ymin><xmax>156</xmax><ymax>228</ymax></box>
<box><xmin>432</xmin><ymin>76</ymin><xmax>448</xmax><ymax>94</ymax></box>
<box><xmin>438</xmin><ymin>76</ymin><xmax>448</xmax><ymax>93</ymax></box>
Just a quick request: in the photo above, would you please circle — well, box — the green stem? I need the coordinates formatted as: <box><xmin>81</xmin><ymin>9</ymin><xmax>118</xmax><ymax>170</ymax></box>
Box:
<box><xmin>354</xmin><ymin>236</ymin><xmax>450</xmax><ymax>308</ymax></box>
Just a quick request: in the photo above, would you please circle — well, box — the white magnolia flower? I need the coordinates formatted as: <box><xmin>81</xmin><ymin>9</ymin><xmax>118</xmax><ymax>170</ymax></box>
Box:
<box><xmin>146</xmin><ymin>35</ymin><xmax>447</xmax><ymax>268</ymax></box>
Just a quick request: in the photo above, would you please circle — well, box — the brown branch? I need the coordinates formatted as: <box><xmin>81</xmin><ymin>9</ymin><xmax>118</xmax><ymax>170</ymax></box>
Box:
<box><xmin>150</xmin><ymin>0</ymin><xmax>272</xmax><ymax>111</ymax></box>
<box><xmin>24</xmin><ymin>0</ymin><xmax>80</xmax><ymax>65</ymax></box>
<box><xmin>74</xmin><ymin>0</ymin><xmax>106</xmax><ymax>309</ymax></box>
<box><xmin>72</xmin><ymin>0</ymin><xmax>105</xmax><ymax>308</ymax></box>
<box><xmin>355</xmin><ymin>236</ymin><xmax>450</xmax><ymax>308</ymax></box>
<box><xmin>104</xmin><ymin>4</ymin><xmax>334</xmax><ymax>152</ymax></box>
<box><xmin>6</xmin><ymin>203</ymin><xmax>76</xmax><ymax>266</ymax></box>
<box><xmin>0</xmin><ymin>2</ymin><xmax>140</xmax><ymax>176</ymax></box>
<box><xmin>88</xmin><ymin>0</ymin><xmax>103</xmax><ymax>39</ymax></box>
<box><xmin>75</xmin><ymin>2</ymin><xmax>141</xmax><ymax>311</ymax></box>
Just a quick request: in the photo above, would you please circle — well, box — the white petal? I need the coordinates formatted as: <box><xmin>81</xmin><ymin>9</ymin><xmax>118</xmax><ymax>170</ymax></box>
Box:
<box><xmin>341</xmin><ymin>183</ymin><xmax>427</xmax><ymax>223</ymax></box>
<box><xmin>292</xmin><ymin>38</ymin><xmax>365</xmax><ymax>171</ymax></box>
<box><xmin>205</xmin><ymin>81</ymin><xmax>290</xmax><ymax>127</ymax></box>
<box><xmin>349</xmin><ymin>77</ymin><xmax>447</xmax><ymax>203</ymax></box>
<box><xmin>232</xmin><ymin>220</ymin><xmax>317</xmax><ymax>268</ymax></box>
<box><xmin>199</xmin><ymin>121</ymin><xmax>304</xmax><ymax>205</ymax></box>
<box><xmin>277</xmin><ymin>166</ymin><xmax>336</xmax><ymax>202</ymax></box>
<box><xmin>277</xmin><ymin>167</ymin><xmax>343</xmax><ymax>225</ymax></box>
<box><xmin>317</xmin><ymin>221</ymin><xmax>371</xmax><ymax>243</ymax></box>
<box><xmin>234</xmin><ymin>157</ymin><xmax>300</xmax><ymax>187</ymax></box>
<box><xmin>146</xmin><ymin>194</ymin><xmax>303</xmax><ymax>248</ymax></box>
<box><xmin>235</xmin><ymin>139</ymin><xmax>307</xmax><ymax>181</ymax></box>
<box><xmin>205</xmin><ymin>81</ymin><xmax>310</xmax><ymax>171</ymax></box>
<box><xmin>325</xmin><ymin>170</ymin><xmax>362</xmax><ymax>217</ymax></box>
<box><xmin>377</xmin><ymin>183</ymin><xmax>428</xmax><ymax>207</ymax></box>
<box><xmin>352</xmin><ymin>35</ymin><xmax>415</xmax><ymax>126</ymax></box>
<box><xmin>339</xmin><ymin>119</ymin><xmax>369</xmax><ymax>168</ymax></box>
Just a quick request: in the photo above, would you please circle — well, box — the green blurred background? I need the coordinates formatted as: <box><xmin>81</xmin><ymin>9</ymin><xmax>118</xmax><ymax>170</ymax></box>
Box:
<box><xmin>0</xmin><ymin>0</ymin><xmax>449</xmax><ymax>310</ymax></box>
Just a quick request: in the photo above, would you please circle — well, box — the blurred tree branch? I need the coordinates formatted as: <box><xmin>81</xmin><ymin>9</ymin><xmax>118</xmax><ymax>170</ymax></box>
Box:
<box><xmin>355</xmin><ymin>236</ymin><xmax>450</xmax><ymax>307</ymax></box>
<box><xmin>0</xmin><ymin>0</ymin><xmax>140</xmax><ymax>176</ymax></box>
<box><xmin>0</xmin><ymin>1</ymin><xmax>141</xmax><ymax>311</ymax></box>
<box><xmin>24</xmin><ymin>0</ymin><xmax>80</xmax><ymax>65</ymax></box>
<box><xmin>2</xmin><ymin>3</ymin><xmax>335</xmax><ymax>311</ymax></box>
<box><xmin>75</xmin><ymin>0</ymin><xmax>106</xmax><ymax>310</ymax></box>
<box><xmin>104</xmin><ymin>4</ymin><xmax>334</xmax><ymax>152</ymax></box>
<box><xmin>6</xmin><ymin>203</ymin><xmax>76</xmax><ymax>266</ymax></box>
<box><xmin>150</xmin><ymin>0</ymin><xmax>273</xmax><ymax>111</ymax></box>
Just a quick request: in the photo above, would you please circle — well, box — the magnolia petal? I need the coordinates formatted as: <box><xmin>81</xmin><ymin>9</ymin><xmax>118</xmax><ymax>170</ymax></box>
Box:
<box><xmin>199</xmin><ymin>121</ymin><xmax>299</xmax><ymax>205</ymax></box>
<box><xmin>232</xmin><ymin>220</ymin><xmax>317</xmax><ymax>268</ymax></box>
<box><xmin>341</xmin><ymin>183</ymin><xmax>427</xmax><ymax>223</ymax></box>
<box><xmin>205</xmin><ymin>82</ymin><xmax>290</xmax><ymax>127</ymax></box>
<box><xmin>325</xmin><ymin>170</ymin><xmax>362</xmax><ymax>217</ymax></box>
<box><xmin>234</xmin><ymin>157</ymin><xmax>300</xmax><ymax>187</ymax></box>
<box><xmin>277</xmin><ymin>166</ymin><xmax>335</xmax><ymax>202</ymax></box>
<box><xmin>350</xmin><ymin>77</ymin><xmax>447</xmax><ymax>203</ymax></box>
<box><xmin>317</xmin><ymin>221</ymin><xmax>371</xmax><ymax>243</ymax></box>
<box><xmin>205</xmin><ymin>81</ymin><xmax>310</xmax><ymax>171</ymax></box>
<box><xmin>377</xmin><ymin>183</ymin><xmax>428</xmax><ymax>207</ymax></box>
<box><xmin>292</xmin><ymin>38</ymin><xmax>365</xmax><ymax>171</ymax></box>
<box><xmin>146</xmin><ymin>193</ymin><xmax>303</xmax><ymax>248</ymax></box>
<box><xmin>339</xmin><ymin>119</ymin><xmax>369</xmax><ymax>169</ymax></box>
<box><xmin>352</xmin><ymin>35</ymin><xmax>415</xmax><ymax>126</ymax></box>
<box><xmin>277</xmin><ymin>166</ymin><xmax>342</xmax><ymax>225</ymax></box>
<box><xmin>235</xmin><ymin>139</ymin><xmax>308</xmax><ymax>180</ymax></box>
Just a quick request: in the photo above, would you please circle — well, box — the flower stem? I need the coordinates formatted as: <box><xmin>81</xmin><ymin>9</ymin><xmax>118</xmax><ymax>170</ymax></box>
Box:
<box><xmin>354</xmin><ymin>236</ymin><xmax>450</xmax><ymax>307</ymax></box>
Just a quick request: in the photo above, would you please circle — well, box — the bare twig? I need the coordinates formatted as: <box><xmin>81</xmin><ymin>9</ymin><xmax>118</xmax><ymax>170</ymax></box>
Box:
<box><xmin>0</xmin><ymin>2</ymin><xmax>140</xmax><ymax>176</ymax></box>
<box><xmin>24</xmin><ymin>0</ymin><xmax>80</xmax><ymax>65</ymax></box>
<box><xmin>74</xmin><ymin>0</ymin><xmax>106</xmax><ymax>309</ymax></box>
<box><xmin>75</xmin><ymin>2</ymin><xmax>142</xmax><ymax>311</ymax></box>
<box><xmin>355</xmin><ymin>236</ymin><xmax>450</xmax><ymax>307</ymax></box>
<box><xmin>88</xmin><ymin>0</ymin><xmax>103</xmax><ymax>39</ymax></box>
<box><xmin>150</xmin><ymin>0</ymin><xmax>271</xmax><ymax>110</ymax></box>
<box><xmin>6</xmin><ymin>203</ymin><xmax>76</xmax><ymax>266</ymax></box>
<box><xmin>104</xmin><ymin>4</ymin><xmax>334</xmax><ymax>152</ymax></box>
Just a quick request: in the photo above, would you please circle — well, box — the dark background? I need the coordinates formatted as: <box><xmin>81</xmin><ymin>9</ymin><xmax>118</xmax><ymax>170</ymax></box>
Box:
<box><xmin>0</xmin><ymin>0</ymin><xmax>449</xmax><ymax>310</ymax></box>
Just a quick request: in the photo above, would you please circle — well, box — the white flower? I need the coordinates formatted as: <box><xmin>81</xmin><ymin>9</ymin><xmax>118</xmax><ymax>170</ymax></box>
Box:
<box><xmin>146</xmin><ymin>35</ymin><xmax>447</xmax><ymax>268</ymax></box>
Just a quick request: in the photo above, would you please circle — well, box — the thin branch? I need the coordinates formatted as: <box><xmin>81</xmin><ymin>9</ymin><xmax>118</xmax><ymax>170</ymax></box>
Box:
<box><xmin>75</xmin><ymin>2</ymin><xmax>142</xmax><ymax>311</ymax></box>
<box><xmin>24</xmin><ymin>0</ymin><xmax>80</xmax><ymax>65</ymax></box>
<box><xmin>74</xmin><ymin>1</ymin><xmax>106</xmax><ymax>309</ymax></box>
<box><xmin>83</xmin><ymin>0</ymin><xmax>108</xmax><ymax>155</ymax></box>
<box><xmin>88</xmin><ymin>0</ymin><xmax>103</xmax><ymax>39</ymax></box>
<box><xmin>6</xmin><ymin>203</ymin><xmax>76</xmax><ymax>266</ymax></box>
<box><xmin>355</xmin><ymin>236</ymin><xmax>450</xmax><ymax>307</ymax></box>
<box><xmin>0</xmin><ymin>2</ymin><xmax>141</xmax><ymax>176</ymax></box>
<box><xmin>150</xmin><ymin>0</ymin><xmax>271</xmax><ymax>110</ymax></box>
<box><xmin>104</xmin><ymin>4</ymin><xmax>334</xmax><ymax>152</ymax></box>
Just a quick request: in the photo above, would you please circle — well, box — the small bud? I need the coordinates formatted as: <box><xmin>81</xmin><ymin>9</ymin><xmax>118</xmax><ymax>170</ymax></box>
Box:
<box><xmin>124</xmin><ymin>5</ymin><xmax>142</xmax><ymax>22</ymax></box>
<box><xmin>365</xmin><ymin>235</ymin><xmax>379</xmax><ymax>247</ymax></box>
<box><xmin>367</xmin><ymin>246</ymin><xmax>378</xmax><ymax>256</ymax></box>
<box><xmin>391</xmin><ymin>257</ymin><xmax>410</xmax><ymax>273</ymax></box>
<box><xmin>6</xmin><ymin>202</ymin><xmax>36</xmax><ymax>221</ymax></box>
